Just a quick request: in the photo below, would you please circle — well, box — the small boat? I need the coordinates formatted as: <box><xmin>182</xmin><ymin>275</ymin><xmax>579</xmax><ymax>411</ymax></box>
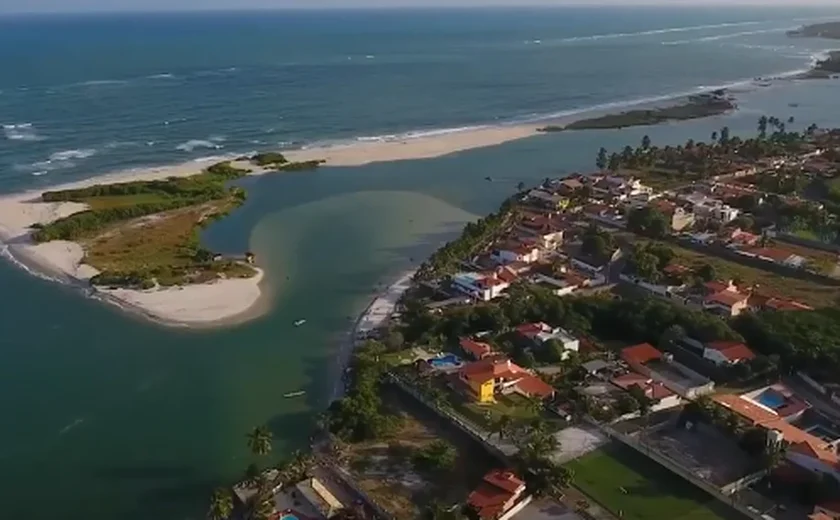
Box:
<box><xmin>485</xmin><ymin>176</ymin><xmax>493</xmax><ymax>182</ymax></box>
<box><xmin>293</xmin><ymin>319</ymin><xmax>306</xmax><ymax>327</ymax></box>
<box><xmin>284</xmin><ymin>390</ymin><xmax>306</xmax><ymax>398</ymax></box>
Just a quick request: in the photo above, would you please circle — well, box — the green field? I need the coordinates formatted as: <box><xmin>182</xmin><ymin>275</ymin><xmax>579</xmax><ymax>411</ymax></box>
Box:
<box><xmin>566</xmin><ymin>444</ymin><xmax>746</xmax><ymax>520</ymax></box>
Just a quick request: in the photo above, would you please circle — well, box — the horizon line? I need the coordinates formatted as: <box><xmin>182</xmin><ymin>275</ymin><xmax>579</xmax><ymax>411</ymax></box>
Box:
<box><xmin>3</xmin><ymin>2</ymin><xmax>840</xmax><ymax>17</ymax></box>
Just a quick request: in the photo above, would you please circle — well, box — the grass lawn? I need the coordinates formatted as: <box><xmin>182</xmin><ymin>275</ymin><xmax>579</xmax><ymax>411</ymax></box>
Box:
<box><xmin>84</xmin><ymin>198</ymin><xmax>256</xmax><ymax>286</ymax></box>
<box><xmin>566</xmin><ymin>444</ymin><xmax>746</xmax><ymax>520</ymax></box>
<box><xmin>652</xmin><ymin>240</ymin><xmax>840</xmax><ymax>308</ymax></box>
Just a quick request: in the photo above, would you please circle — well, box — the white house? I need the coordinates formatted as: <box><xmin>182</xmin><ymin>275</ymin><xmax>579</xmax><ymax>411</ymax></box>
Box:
<box><xmin>517</xmin><ymin>322</ymin><xmax>579</xmax><ymax>360</ymax></box>
<box><xmin>693</xmin><ymin>200</ymin><xmax>740</xmax><ymax>223</ymax></box>
<box><xmin>491</xmin><ymin>243</ymin><xmax>540</xmax><ymax>265</ymax></box>
<box><xmin>452</xmin><ymin>272</ymin><xmax>510</xmax><ymax>302</ymax></box>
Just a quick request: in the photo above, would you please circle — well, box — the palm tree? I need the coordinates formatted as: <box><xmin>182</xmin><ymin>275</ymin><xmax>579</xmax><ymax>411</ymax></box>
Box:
<box><xmin>207</xmin><ymin>488</ymin><xmax>234</xmax><ymax>520</ymax></box>
<box><xmin>494</xmin><ymin>414</ymin><xmax>514</xmax><ymax>439</ymax></box>
<box><xmin>758</xmin><ymin>115</ymin><xmax>768</xmax><ymax>138</ymax></box>
<box><xmin>247</xmin><ymin>425</ymin><xmax>273</xmax><ymax>456</ymax></box>
<box><xmin>641</xmin><ymin>135</ymin><xmax>651</xmax><ymax>150</ymax></box>
<box><xmin>711</xmin><ymin>131</ymin><xmax>718</xmax><ymax>143</ymax></box>
<box><xmin>249</xmin><ymin>492</ymin><xmax>275</xmax><ymax>520</ymax></box>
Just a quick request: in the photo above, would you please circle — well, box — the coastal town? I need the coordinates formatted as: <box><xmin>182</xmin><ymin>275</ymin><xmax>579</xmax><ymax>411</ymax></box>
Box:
<box><xmin>209</xmin><ymin>119</ymin><xmax>840</xmax><ymax>520</ymax></box>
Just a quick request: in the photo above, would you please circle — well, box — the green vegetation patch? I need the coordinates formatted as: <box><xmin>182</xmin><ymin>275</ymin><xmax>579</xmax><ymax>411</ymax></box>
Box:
<box><xmin>566</xmin><ymin>444</ymin><xmax>745</xmax><ymax>520</ymax></box>
<box><xmin>32</xmin><ymin>161</ymin><xmax>256</xmax><ymax>288</ymax></box>
<box><xmin>643</xmin><ymin>239</ymin><xmax>840</xmax><ymax>308</ymax></box>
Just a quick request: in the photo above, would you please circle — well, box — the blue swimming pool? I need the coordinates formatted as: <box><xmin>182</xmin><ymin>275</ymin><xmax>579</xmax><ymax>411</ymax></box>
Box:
<box><xmin>280</xmin><ymin>515</ymin><xmax>300</xmax><ymax>520</ymax></box>
<box><xmin>428</xmin><ymin>353</ymin><xmax>463</xmax><ymax>368</ymax></box>
<box><xmin>755</xmin><ymin>389</ymin><xmax>785</xmax><ymax>409</ymax></box>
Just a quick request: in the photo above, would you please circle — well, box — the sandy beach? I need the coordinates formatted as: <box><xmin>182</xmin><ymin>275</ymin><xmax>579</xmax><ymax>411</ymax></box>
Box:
<box><xmin>331</xmin><ymin>269</ymin><xmax>416</xmax><ymax>400</ymax></box>
<box><xmin>0</xmin><ymin>158</ymin><xmax>278</xmax><ymax>328</ymax></box>
<box><xmin>285</xmin><ymin>124</ymin><xmax>541</xmax><ymax>166</ymax></box>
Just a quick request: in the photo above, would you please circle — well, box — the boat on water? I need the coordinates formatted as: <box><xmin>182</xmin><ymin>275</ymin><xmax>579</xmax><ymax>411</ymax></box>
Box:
<box><xmin>284</xmin><ymin>390</ymin><xmax>306</xmax><ymax>398</ymax></box>
<box><xmin>294</xmin><ymin>319</ymin><xmax>306</xmax><ymax>327</ymax></box>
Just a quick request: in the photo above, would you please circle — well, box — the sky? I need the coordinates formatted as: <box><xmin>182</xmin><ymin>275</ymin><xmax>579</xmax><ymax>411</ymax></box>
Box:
<box><xmin>0</xmin><ymin>0</ymin><xmax>837</xmax><ymax>14</ymax></box>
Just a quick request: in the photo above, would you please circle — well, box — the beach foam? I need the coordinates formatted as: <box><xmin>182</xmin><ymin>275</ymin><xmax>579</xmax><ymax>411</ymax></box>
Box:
<box><xmin>175</xmin><ymin>138</ymin><xmax>224</xmax><ymax>152</ymax></box>
<box><xmin>3</xmin><ymin>123</ymin><xmax>42</xmax><ymax>142</ymax></box>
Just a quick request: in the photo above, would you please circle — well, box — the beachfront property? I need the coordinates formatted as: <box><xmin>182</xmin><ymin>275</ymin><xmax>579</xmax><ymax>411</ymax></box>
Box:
<box><xmin>713</xmin><ymin>389</ymin><xmax>840</xmax><ymax>483</ymax></box>
<box><xmin>490</xmin><ymin>242</ymin><xmax>540</xmax><ymax>265</ymax></box>
<box><xmin>458</xmin><ymin>357</ymin><xmax>555</xmax><ymax>404</ymax></box>
<box><xmin>515</xmin><ymin>322</ymin><xmax>579</xmax><ymax>360</ymax></box>
<box><xmin>451</xmin><ymin>270</ymin><xmax>514</xmax><ymax>302</ymax></box>
<box><xmin>466</xmin><ymin>469</ymin><xmax>530</xmax><ymax>520</ymax></box>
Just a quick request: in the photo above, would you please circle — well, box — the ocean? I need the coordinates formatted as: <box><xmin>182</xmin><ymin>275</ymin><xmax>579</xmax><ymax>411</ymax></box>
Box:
<box><xmin>1</xmin><ymin>6</ymin><xmax>840</xmax><ymax>520</ymax></box>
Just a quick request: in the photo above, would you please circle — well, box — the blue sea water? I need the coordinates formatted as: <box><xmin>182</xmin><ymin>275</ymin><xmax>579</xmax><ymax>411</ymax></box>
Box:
<box><xmin>2</xmin><ymin>7</ymin><xmax>840</xmax><ymax>191</ymax></box>
<box><xmin>2</xmin><ymin>7</ymin><xmax>840</xmax><ymax>520</ymax></box>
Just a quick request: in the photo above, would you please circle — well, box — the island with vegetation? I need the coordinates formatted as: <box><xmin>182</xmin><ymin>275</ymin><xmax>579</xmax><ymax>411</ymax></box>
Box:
<box><xmin>538</xmin><ymin>92</ymin><xmax>735</xmax><ymax>132</ymax></box>
<box><xmin>29</xmin><ymin>153</ymin><xmax>322</xmax><ymax>290</ymax></box>
<box><xmin>787</xmin><ymin>22</ymin><xmax>840</xmax><ymax>79</ymax></box>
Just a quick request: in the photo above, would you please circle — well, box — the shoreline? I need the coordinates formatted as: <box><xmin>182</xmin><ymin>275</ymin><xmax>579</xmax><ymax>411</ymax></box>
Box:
<box><xmin>0</xmin><ymin>159</ymin><xmax>281</xmax><ymax>329</ymax></box>
<box><xmin>331</xmin><ymin>269</ymin><xmax>416</xmax><ymax>401</ymax></box>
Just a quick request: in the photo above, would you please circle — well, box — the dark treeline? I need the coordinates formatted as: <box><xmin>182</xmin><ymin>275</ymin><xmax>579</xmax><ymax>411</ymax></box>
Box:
<box><xmin>33</xmin><ymin>163</ymin><xmax>249</xmax><ymax>243</ymax></box>
<box><xmin>402</xmin><ymin>284</ymin><xmax>740</xmax><ymax>347</ymax></box>
<box><xmin>734</xmin><ymin>308</ymin><xmax>840</xmax><ymax>381</ymax></box>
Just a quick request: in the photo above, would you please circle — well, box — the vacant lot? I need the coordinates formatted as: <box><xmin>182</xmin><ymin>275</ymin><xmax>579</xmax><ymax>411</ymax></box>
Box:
<box><xmin>347</xmin><ymin>390</ymin><xmax>497</xmax><ymax>519</ymax></box>
<box><xmin>565</xmin><ymin>443</ymin><xmax>746</xmax><ymax>520</ymax></box>
<box><xmin>643</xmin><ymin>239</ymin><xmax>840</xmax><ymax>308</ymax></box>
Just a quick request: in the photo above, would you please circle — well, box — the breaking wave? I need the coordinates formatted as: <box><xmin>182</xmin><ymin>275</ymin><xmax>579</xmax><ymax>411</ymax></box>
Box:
<box><xmin>3</xmin><ymin>123</ymin><xmax>42</xmax><ymax>141</ymax></box>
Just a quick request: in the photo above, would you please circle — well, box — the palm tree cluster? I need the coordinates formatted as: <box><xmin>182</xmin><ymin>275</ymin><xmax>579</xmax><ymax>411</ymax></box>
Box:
<box><xmin>595</xmin><ymin>117</ymin><xmax>819</xmax><ymax>179</ymax></box>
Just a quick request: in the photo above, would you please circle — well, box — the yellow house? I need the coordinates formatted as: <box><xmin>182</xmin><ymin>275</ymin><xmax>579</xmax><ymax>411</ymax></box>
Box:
<box><xmin>473</xmin><ymin>378</ymin><xmax>495</xmax><ymax>403</ymax></box>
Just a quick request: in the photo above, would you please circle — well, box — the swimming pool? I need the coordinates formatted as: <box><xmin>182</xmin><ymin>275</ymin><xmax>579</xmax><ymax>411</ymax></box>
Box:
<box><xmin>428</xmin><ymin>353</ymin><xmax>463</xmax><ymax>368</ymax></box>
<box><xmin>755</xmin><ymin>388</ymin><xmax>785</xmax><ymax>409</ymax></box>
<box><xmin>280</xmin><ymin>515</ymin><xmax>300</xmax><ymax>520</ymax></box>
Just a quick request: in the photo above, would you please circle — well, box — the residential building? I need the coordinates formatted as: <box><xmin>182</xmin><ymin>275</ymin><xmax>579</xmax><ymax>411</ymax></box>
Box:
<box><xmin>460</xmin><ymin>338</ymin><xmax>495</xmax><ymax>360</ymax></box>
<box><xmin>703</xmin><ymin>280</ymin><xmax>750</xmax><ymax>317</ymax></box>
<box><xmin>650</xmin><ymin>199</ymin><xmax>695</xmax><ymax>231</ymax></box>
<box><xmin>516</xmin><ymin>322</ymin><xmax>579</xmax><ymax>359</ymax></box>
<box><xmin>491</xmin><ymin>243</ymin><xmax>540</xmax><ymax>265</ymax></box>
<box><xmin>610</xmin><ymin>371</ymin><xmax>682</xmax><ymax>411</ymax></box>
<box><xmin>713</xmin><ymin>393</ymin><xmax>840</xmax><ymax>483</ymax></box>
<box><xmin>294</xmin><ymin>477</ymin><xmax>345</xmax><ymax>519</ymax></box>
<box><xmin>467</xmin><ymin>470</ymin><xmax>528</xmax><ymax>520</ymax></box>
<box><xmin>703</xmin><ymin>341</ymin><xmax>756</xmax><ymax>366</ymax></box>
<box><xmin>452</xmin><ymin>271</ymin><xmax>512</xmax><ymax>302</ymax></box>
<box><xmin>693</xmin><ymin>199</ymin><xmax>740</xmax><ymax>224</ymax></box>
<box><xmin>527</xmin><ymin>189</ymin><xmax>570</xmax><ymax>210</ymax></box>
<box><xmin>725</xmin><ymin>228</ymin><xmax>761</xmax><ymax>247</ymax></box>
<box><xmin>621</xmin><ymin>343</ymin><xmax>663</xmax><ymax>373</ymax></box>
<box><xmin>735</xmin><ymin>246</ymin><xmax>806</xmax><ymax>269</ymax></box>
<box><xmin>571</xmin><ymin>247</ymin><xmax>621</xmax><ymax>275</ymax></box>
<box><xmin>620</xmin><ymin>343</ymin><xmax>714</xmax><ymax>398</ymax></box>
<box><xmin>458</xmin><ymin>358</ymin><xmax>555</xmax><ymax>404</ymax></box>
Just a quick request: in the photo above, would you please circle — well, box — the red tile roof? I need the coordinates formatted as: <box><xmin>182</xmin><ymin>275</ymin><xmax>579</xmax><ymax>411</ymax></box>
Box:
<box><xmin>705</xmin><ymin>341</ymin><xmax>756</xmax><ymax>362</ymax></box>
<box><xmin>460</xmin><ymin>338</ymin><xmax>494</xmax><ymax>359</ymax></box>
<box><xmin>706</xmin><ymin>290</ymin><xmax>749</xmax><ymax>307</ymax></box>
<box><xmin>611</xmin><ymin>372</ymin><xmax>674</xmax><ymax>400</ymax></box>
<box><xmin>741</xmin><ymin>246</ymin><xmax>795</xmax><ymax>263</ymax></box>
<box><xmin>514</xmin><ymin>374</ymin><xmax>555</xmax><ymax>399</ymax></box>
<box><xmin>713</xmin><ymin>394</ymin><xmax>839</xmax><ymax>470</ymax></box>
<box><xmin>516</xmin><ymin>322</ymin><xmax>551</xmax><ymax>339</ymax></box>
<box><xmin>621</xmin><ymin>343</ymin><xmax>662</xmax><ymax>365</ymax></box>
<box><xmin>704</xmin><ymin>280</ymin><xmax>734</xmax><ymax>294</ymax></box>
<box><xmin>467</xmin><ymin>470</ymin><xmax>526</xmax><ymax>520</ymax></box>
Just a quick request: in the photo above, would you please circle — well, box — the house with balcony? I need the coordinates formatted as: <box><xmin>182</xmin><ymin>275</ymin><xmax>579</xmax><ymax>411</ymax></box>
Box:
<box><xmin>451</xmin><ymin>270</ymin><xmax>514</xmax><ymax>302</ymax></box>
<box><xmin>490</xmin><ymin>242</ymin><xmax>540</xmax><ymax>265</ymax></box>
<box><xmin>467</xmin><ymin>470</ymin><xmax>530</xmax><ymax>520</ymax></box>
<box><xmin>458</xmin><ymin>358</ymin><xmax>555</xmax><ymax>404</ymax></box>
